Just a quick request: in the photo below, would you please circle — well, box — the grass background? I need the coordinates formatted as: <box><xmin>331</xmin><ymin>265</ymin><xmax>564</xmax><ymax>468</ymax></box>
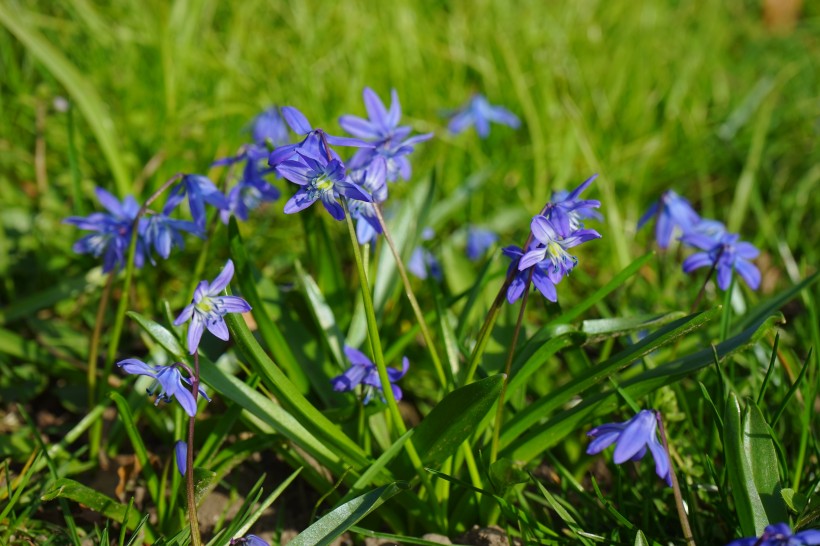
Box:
<box><xmin>0</xmin><ymin>0</ymin><xmax>819</xmax><ymax>543</ymax></box>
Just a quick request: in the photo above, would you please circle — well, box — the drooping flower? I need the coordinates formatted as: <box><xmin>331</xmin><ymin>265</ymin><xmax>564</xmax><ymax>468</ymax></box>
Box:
<box><xmin>502</xmin><ymin>245</ymin><xmax>557</xmax><ymax>304</ymax></box>
<box><xmin>546</xmin><ymin>175</ymin><xmax>603</xmax><ymax>237</ymax></box>
<box><xmin>331</xmin><ymin>346</ymin><xmax>409</xmax><ymax>405</ymax></box>
<box><xmin>268</xmin><ymin>106</ymin><xmax>371</xmax><ymax>167</ymax></box>
<box><xmin>175</xmin><ymin>440</ymin><xmax>187</xmax><ymax>476</ymax></box>
<box><xmin>277</xmin><ymin>152</ymin><xmax>372</xmax><ymax>221</ymax></box>
<box><xmin>347</xmin><ymin>161</ymin><xmax>387</xmax><ymax>244</ymax></box>
<box><xmin>217</xmin><ymin>151</ymin><xmax>282</xmax><ymax>224</ymax></box>
<box><xmin>117</xmin><ymin>359</ymin><xmax>210</xmax><ymax>417</ymax></box>
<box><xmin>174</xmin><ymin>259</ymin><xmax>252</xmax><ymax>354</ymax></box>
<box><xmin>249</xmin><ymin>107</ymin><xmax>290</xmax><ymax>149</ymax></box>
<box><xmin>407</xmin><ymin>228</ymin><xmax>441</xmax><ymax>281</ymax></box>
<box><xmin>64</xmin><ymin>187</ymin><xmax>146</xmax><ymax>273</ymax></box>
<box><xmin>681</xmin><ymin>231</ymin><xmax>761</xmax><ymax>290</ymax></box>
<box><xmin>637</xmin><ymin>190</ymin><xmax>700</xmax><ymax>249</ymax></box>
<box><xmin>586</xmin><ymin>409</ymin><xmax>671</xmax><ymax>486</ymax></box>
<box><xmin>230</xmin><ymin>536</ymin><xmax>270</xmax><ymax>546</ymax></box>
<box><xmin>518</xmin><ymin>215</ymin><xmax>601</xmax><ymax>282</ymax></box>
<box><xmin>141</xmin><ymin>197</ymin><xmax>203</xmax><ymax>261</ymax></box>
<box><xmin>340</xmin><ymin>87</ymin><xmax>433</xmax><ymax>186</ymax></box>
<box><xmin>447</xmin><ymin>94</ymin><xmax>520</xmax><ymax>138</ymax></box>
<box><xmin>168</xmin><ymin>174</ymin><xmax>230</xmax><ymax>230</ymax></box>
<box><xmin>725</xmin><ymin>523</ymin><xmax>820</xmax><ymax>546</ymax></box>
<box><xmin>466</xmin><ymin>226</ymin><xmax>499</xmax><ymax>261</ymax></box>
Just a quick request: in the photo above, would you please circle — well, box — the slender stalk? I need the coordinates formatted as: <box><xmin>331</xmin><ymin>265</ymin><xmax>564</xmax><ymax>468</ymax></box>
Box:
<box><xmin>690</xmin><ymin>247</ymin><xmax>723</xmax><ymax>313</ymax></box>
<box><xmin>342</xmin><ymin>200</ymin><xmax>439</xmax><ymax>513</ymax></box>
<box><xmin>656</xmin><ymin>411</ymin><xmax>695</xmax><ymax>546</ymax></box>
<box><xmin>372</xmin><ymin>205</ymin><xmax>448</xmax><ymax>390</ymax></box>
<box><xmin>186</xmin><ymin>351</ymin><xmax>202</xmax><ymax>546</ymax></box>
<box><xmin>87</xmin><ymin>272</ymin><xmax>114</xmax><ymax>459</ymax></box>
<box><xmin>489</xmin><ymin>270</ymin><xmax>532</xmax><ymax>463</ymax></box>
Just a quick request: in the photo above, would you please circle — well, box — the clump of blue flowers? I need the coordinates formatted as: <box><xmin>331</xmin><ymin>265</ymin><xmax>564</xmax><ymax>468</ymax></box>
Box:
<box><xmin>331</xmin><ymin>346</ymin><xmax>409</xmax><ymax>405</ymax></box>
<box><xmin>174</xmin><ymin>259</ymin><xmax>252</xmax><ymax>354</ymax></box>
<box><xmin>639</xmin><ymin>189</ymin><xmax>761</xmax><ymax>291</ymax></box>
<box><xmin>448</xmin><ymin>94</ymin><xmax>520</xmax><ymax>138</ymax></box>
<box><xmin>726</xmin><ymin>523</ymin><xmax>820</xmax><ymax>546</ymax></box>
<box><xmin>503</xmin><ymin>176</ymin><xmax>601</xmax><ymax>303</ymax></box>
<box><xmin>586</xmin><ymin>409</ymin><xmax>672</xmax><ymax>486</ymax></box>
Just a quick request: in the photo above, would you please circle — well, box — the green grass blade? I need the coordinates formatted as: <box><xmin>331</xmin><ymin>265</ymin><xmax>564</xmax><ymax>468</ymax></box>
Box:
<box><xmin>42</xmin><ymin>478</ymin><xmax>143</xmax><ymax>530</ymax></box>
<box><xmin>109</xmin><ymin>392</ymin><xmax>161</xmax><ymax>507</ymax></box>
<box><xmin>743</xmin><ymin>399</ymin><xmax>788</xmax><ymax>525</ymax></box>
<box><xmin>724</xmin><ymin>393</ymin><xmax>767</xmax><ymax>536</ymax></box>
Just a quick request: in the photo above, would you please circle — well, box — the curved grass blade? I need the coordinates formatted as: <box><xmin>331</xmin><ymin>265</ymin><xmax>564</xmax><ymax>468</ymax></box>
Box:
<box><xmin>42</xmin><ymin>478</ymin><xmax>143</xmax><ymax>530</ymax></box>
<box><xmin>287</xmin><ymin>482</ymin><xmax>409</xmax><ymax>546</ymax></box>
<box><xmin>725</xmin><ymin>393</ymin><xmax>767</xmax><ymax>536</ymax></box>
<box><xmin>743</xmin><ymin>399</ymin><xmax>788</xmax><ymax>525</ymax></box>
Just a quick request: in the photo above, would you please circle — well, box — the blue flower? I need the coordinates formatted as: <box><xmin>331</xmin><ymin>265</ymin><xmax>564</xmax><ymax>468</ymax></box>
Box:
<box><xmin>175</xmin><ymin>440</ymin><xmax>187</xmax><ymax>476</ymax></box>
<box><xmin>331</xmin><ymin>346</ymin><xmax>409</xmax><ymax>405</ymax></box>
<box><xmin>141</xmin><ymin>197</ymin><xmax>203</xmax><ymax>261</ymax></box>
<box><xmin>277</xmin><ymin>152</ymin><xmax>372</xmax><ymax>221</ymax></box>
<box><xmin>681</xmin><ymin>231</ymin><xmax>760</xmax><ymax>290</ymax></box>
<box><xmin>117</xmin><ymin>359</ymin><xmax>210</xmax><ymax>417</ymax></box>
<box><xmin>546</xmin><ymin>175</ymin><xmax>603</xmax><ymax>237</ymax></box>
<box><xmin>340</xmin><ymin>87</ymin><xmax>433</xmax><ymax>186</ymax></box>
<box><xmin>249</xmin><ymin>107</ymin><xmax>290</xmax><ymax>148</ymax></box>
<box><xmin>726</xmin><ymin>523</ymin><xmax>820</xmax><ymax>546</ymax></box>
<box><xmin>218</xmin><ymin>150</ymin><xmax>282</xmax><ymax>224</ymax></box>
<box><xmin>637</xmin><ymin>190</ymin><xmax>700</xmax><ymax>249</ymax></box>
<box><xmin>347</xmin><ymin>162</ymin><xmax>387</xmax><ymax>244</ymax></box>
<box><xmin>268</xmin><ymin>106</ymin><xmax>371</xmax><ymax>167</ymax></box>
<box><xmin>174</xmin><ymin>259</ymin><xmax>252</xmax><ymax>354</ymax></box>
<box><xmin>586</xmin><ymin>409</ymin><xmax>671</xmax><ymax>486</ymax></box>
<box><xmin>64</xmin><ymin>187</ymin><xmax>146</xmax><ymax>273</ymax></box>
<box><xmin>502</xmin><ymin>245</ymin><xmax>557</xmax><ymax>303</ymax></box>
<box><xmin>230</xmin><ymin>536</ymin><xmax>269</xmax><ymax>546</ymax></box>
<box><xmin>168</xmin><ymin>174</ymin><xmax>230</xmax><ymax>230</ymax></box>
<box><xmin>518</xmin><ymin>215</ymin><xmax>601</xmax><ymax>282</ymax></box>
<box><xmin>407</xmin><ymin>228</ymin><xmax>441</xmax><ymax>281</ymax></box>
<box><xmin>447</xmin><ymin>94</ymin><xmax>520</xmax><ymax>138</ymax></box>
<box><xmin>466</xmin><ymin>226</ymin><xmax>499</xmax><ymax>261</ymax></box>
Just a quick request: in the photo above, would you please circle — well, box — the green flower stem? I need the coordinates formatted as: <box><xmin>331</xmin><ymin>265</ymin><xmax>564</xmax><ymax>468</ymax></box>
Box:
<box><xmin>656</xmin><ymin>411</ymin><xmax>695</xmax><ymax>546</ymax></box>
<box><xmin>86</xmin><ymin>271</ymin><xmax>114</xmax><ymax>459</ymax></box>
<box><xmin>186</xmin><ymin>351</ymin><xmax>202</xmax><ymax>546</ymax></box>
<box><xmin>342</xmin><ymin>201</ymin><xmax>438</xmax><ymax>510</ymax></box>
<box><xmin>372</xmin><ymin>205</ymin><xmax>449</xmax><ymax>390</ymax></box>
<box><xmin>489</xmin><ymin>269</ymin><xmax>531</xmax><ymax>463</ymax></box>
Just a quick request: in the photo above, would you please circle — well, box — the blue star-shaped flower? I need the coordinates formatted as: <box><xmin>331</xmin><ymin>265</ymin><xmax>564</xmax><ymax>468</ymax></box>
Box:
<box><xmin>230</xmin><ymin>536</ymin><xmax>269</xmax><ymax>546</ymax></box>
<box><xmin>681</xmin><ymin>231</ymin><xmax>760</xmax><ymax>290</ymax></box>
<box><xmin>331</xmin><ymin>346</ymin><xmax>409</xmax><ymax>405</ymax></box>
<box><xmin>347</xmin><ymin>162</ymin><xmax>387</xmax><ymax>244</ymax></box>
<box><xmin>64</xmin><ymin>187</ymin><xmax>147</xmax><ymax>273</ymax></box>
<box><xmin>117</xmin><ymin>359</ymin><xmax>210</xmax><ymax>417</ymax></box>
<box><xmin>277</xmin><ymin>152</ymin><xmax>372</xmax><ymax>221</ymax></box>
<box><xmin>586</xmin><ymin>409</ymin><xmax>671</xmax><ymax>486</ymax></box>
<box><xmin>141</xmin><ymin>197</ymin><xmax>203</xmax><ymax>261</ymax></box>
<box><xmin>637</xmin><ymin>190</ymin><xmax>700</xmax><ymax>249</ymax></box>
<box><xmin>518</xmin><ymin>215</ymin><xmax>601</xmax><ymax>282</ymax></box>
<box><xmin>168</xmin><ymin>174</ymin><xmax>230</xmax><ymax>230</ymax></box>
<box><xmin>545</xmin><ymin>174</ymin><xmax>603</xmax><ymax>237</ymax></box>
<box><xmin>340</xmin><ymin>87</ymin><xmax>433</xmax><ymax>186</ymax></box>
<box><xmin>174</xmin><ymin>259</ymin><xmax>252</xmax><ymax>354</ymax></box>
<box><xmin>447</xmin><ymin>94</ymin><xmax>520</xmax><ymax>138</ymax></box>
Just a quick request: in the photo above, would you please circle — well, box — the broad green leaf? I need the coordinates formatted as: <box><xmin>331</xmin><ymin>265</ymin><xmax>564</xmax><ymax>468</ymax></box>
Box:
<box><xmin>410</xmin><ymin>375</ymin><xmax>504</xmax><ymax>468</ymax></box>
<box><xmin>295</xmin><ymin>261</ymin><xmax>346</xmax><ymax>369</ymax></box>
<box><xmin>488</xmin><ymin>458</ymin><xmax>528</xmax><ymax>492</ymax></box>
<box><xmin>725</xmin><ymin>393</ymin><xmax>767</xmax><ymax>536</ymax></box>
<box><xmin>42</xmin><ymin>478</ymin><xmax>142</xmax><ymax>529</ymax></box>
<box><xmin>287</xmin><ymin>482</ymin><xmax>409</xmax><ymax>546</ymax></box>
<box><xmin>580</xmin><ymin>312</ymin><xmax>685</xmax><ymax>342</ymax></box>
<box><xmin>227</xmin><ymin>219</ymin><xmax>309</xmax><ymax>394</ymax></box>
<box><xmin>127</xmin><ymin>312</ymin><xmax>186</xmax><ymax>361</ymax></box>
<box><xmin>0</xmin><ymin>5</ymin><xmax>129</xmax><ymax>194</ymax></box>
<box><xmin>634</xmin><ymin>530</ymin><xmax>649</xmax><ymax>546</ymax></box>
<box><xmin>743</xmin><ymin>399</ymin><xmax>788</xmax><ymax>525</ymax></box>
<box><xmin>501</xmin><ymin>308</ymin><xmax>718</xmax><ymax>447</ymax></box>
<box><xmin>224</xmin><ymin>311</ymin><xmax>370</xmax><ymax>468</ymax></box>
<box><xmin>505</xmin><ymin>313</ymin><xmax>782</xmax><ymax>461</ymax></box>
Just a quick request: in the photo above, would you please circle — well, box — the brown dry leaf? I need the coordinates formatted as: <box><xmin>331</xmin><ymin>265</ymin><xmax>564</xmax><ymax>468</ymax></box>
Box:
<box><xmin>763</xmin><ymin>0</ymin><xmax>803</xmax><ymax>32</ymax></box>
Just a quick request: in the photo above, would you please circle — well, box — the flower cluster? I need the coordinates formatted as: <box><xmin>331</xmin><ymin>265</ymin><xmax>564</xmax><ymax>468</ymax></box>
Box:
<box><xmin>331</xmin><ymin>346</ymin><xmax>409</xmax><ymax>405</ymax></box>
<box><xmin>639</xmin><ymin>190</ymin><xmax>760</xmax><ymax>291</ymax></box>
<box><xmin>586</xmin><ymin>409</ymin><xmax>672</xmax><ymax>486</ymax></box>
<box><xmin>64</xmin><ymin>186</ymin><xmax>203</xmax><ymax>272</ymax></box>
<box><xmin>503</xmin><ymin>176</ymin><xmax>601</xmax><ymax>303</ymax></box>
